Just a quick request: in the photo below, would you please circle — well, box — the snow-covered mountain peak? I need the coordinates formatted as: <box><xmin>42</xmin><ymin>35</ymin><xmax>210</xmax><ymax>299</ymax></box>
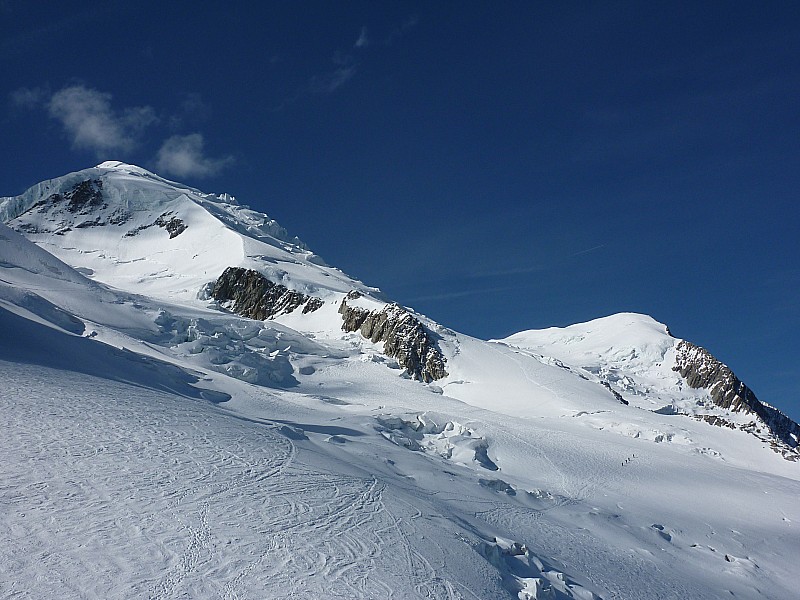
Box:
<box><xmin>92</xmin><ymin>161</ymin><xmax>215</xmax><ymax>199</ymax></box>
<box><xmin>0</xmin><ymin>164</ymin><xmax>371</xmax><ymax>303</ymax></box>
<box><xmin>497</xmin><ymin>313</ymin><xmax>800</xmax><ymax>460</ymax></box>
<box><xmin>96</xmin><ymin>160</ymin><xmax>155</xmax><ymax>174</ymax></box>
<box><xmin>501</xmin><ymin>312</ymin><xmax>675</xmax><ymax>367</ymax></box>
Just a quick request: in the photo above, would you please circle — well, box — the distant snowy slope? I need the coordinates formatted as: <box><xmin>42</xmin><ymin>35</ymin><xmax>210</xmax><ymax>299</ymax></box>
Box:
<box><xmin>499</xmin><ymin>313</ymin><xmax>800</xmax><ymax>459</ymax></box>
<box><xmin>437</xmin><ymin>330</ymin><xmax>627</xmax><ymax>419</ymax></box>
<box><xmin>499</xmin><ymin>313</ymin><xmax>682</xmax><ymax>411</ymax></box>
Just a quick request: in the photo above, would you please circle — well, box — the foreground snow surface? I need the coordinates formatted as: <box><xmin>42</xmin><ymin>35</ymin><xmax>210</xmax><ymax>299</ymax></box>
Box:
<box><xmin>2</xmin><ymin>344</ymin><xmax>799</xmax><ymax>599</ymax></box>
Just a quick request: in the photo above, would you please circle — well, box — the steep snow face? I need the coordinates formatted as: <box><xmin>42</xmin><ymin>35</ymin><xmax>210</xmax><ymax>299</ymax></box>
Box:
<box><xmin>0</xmin><ymin>162</ymin><xmax>373</xmax><ymax>304</ymax></box>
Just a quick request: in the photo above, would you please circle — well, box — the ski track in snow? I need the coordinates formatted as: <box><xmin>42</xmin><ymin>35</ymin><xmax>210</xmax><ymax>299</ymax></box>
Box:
<box><xmin>0</xmin><ymin>362</ymin><xmax>483</xmax><ymax>599</ymax></box>
<box><xmin>3</xmin><ymin>321</ymin><xmax>798</xmax><ymax>600</ymax></box>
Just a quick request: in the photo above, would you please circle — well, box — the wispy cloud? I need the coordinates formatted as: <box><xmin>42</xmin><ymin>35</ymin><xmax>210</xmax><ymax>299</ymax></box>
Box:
<box><xmin>45</xmin><ymin>85</ymin><xmax>157</xmax><ymax>157</ymax></box>
<box><xmin>10</xmin><ymin>84</ymin><xmax>231</xmax><ymax>178</ymax></box>
<box><xmin>155</xmin><ymin>133</ymin><xmax>233</xmax><ymax>178</ymax></box>
<box><xmin>355</xmin><ymin>26</ymin><xmax>369</xmax><ymax>48</ymax></box>
<box><xmin>309</xmin><ymin>64</ymin><xmax>357</xmax><ymax>94</ymax></box>
<box><xmin>309</xmin><ymin>52</ymin><xmax>357</xmax><ymax>95</ymax></box>
<box><xmin>385</xmin><ymin>15</ymin><xmax>419</xmax><ymax>45</ymax></box>
<box><xmin>275</xmin><ymin>20</ymin><xmax>419</xmax><ymax>109</ymax></box>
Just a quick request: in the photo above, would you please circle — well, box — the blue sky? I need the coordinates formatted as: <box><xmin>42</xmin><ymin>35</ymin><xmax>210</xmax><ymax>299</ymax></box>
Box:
<box><xmin>2</xmin><ymin>1</ymin><xmax>799</xmax><ymax>419</ymax></box>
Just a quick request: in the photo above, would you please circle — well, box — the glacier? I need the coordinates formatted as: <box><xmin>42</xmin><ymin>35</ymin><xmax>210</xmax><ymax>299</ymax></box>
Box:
<box><xmin>1</xmin><ymin>162</ymin><xmax>798</xmax><ymax>599</ymax></box>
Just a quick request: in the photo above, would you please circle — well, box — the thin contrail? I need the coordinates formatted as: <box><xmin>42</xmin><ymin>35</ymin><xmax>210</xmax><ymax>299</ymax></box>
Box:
<box><xmin>569</xmin><ymin>244</ymin><xmax>607</xmax><ymax>257</ymax></box>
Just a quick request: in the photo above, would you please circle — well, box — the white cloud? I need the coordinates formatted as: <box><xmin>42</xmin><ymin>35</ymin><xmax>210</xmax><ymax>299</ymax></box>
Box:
<box><xmin>10</xmin><ymin>84</ymin><xmax>231</xmax><ymax>174</ymax></box>
<box><xmin>155</xmin><ymin>133</ymin><xmax>233</xmax><ymax>178</ymax></box>
<box><xmin>47</xmin><ymin>85</ymin><xmax>156</xmax><ymax>157</ymax></box>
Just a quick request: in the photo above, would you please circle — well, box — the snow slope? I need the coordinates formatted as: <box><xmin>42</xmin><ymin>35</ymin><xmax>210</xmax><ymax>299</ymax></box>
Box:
<box><xmin>1</xmin><ymin>166</ymin><xmax>798</xmax><ymax>600</ymax></box>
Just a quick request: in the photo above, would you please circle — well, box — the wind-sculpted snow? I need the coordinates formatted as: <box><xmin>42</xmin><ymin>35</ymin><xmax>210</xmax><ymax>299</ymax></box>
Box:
<box><xmin>340</xmin><ymin>294</ymin><xmax>448</xmax><ymax>382</ymax></box>
<box><xmin>0</xmin><ymin>363</ymin><xmax>471</xmax><ymax>599</ymax></box>
<box><xmin>0</xmin><ymin>304</ymin><xmax>229</xmax><ymax>402</ymax></box>
<box><xmin>0</xmin><ymin>284</ymin><xmax>85</xmax><ymax>335</ymax></box>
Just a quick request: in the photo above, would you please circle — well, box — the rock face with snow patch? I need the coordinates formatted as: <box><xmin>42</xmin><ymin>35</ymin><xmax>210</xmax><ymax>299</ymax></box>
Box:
<box><xmin>124</xmin><ymin>211</ymin><xmax>187</xmax><ymax>238</ymax></box>
<box><xmin>339</xmin><ymin>295</ymin><xmax>447</xmax><ymax>382</ymax></box>
<box><xmin>674</xmin><ymin>340</ymin><xmax>800</xmax><ymax>458</ymax></box>
<box><xmin>211</xmin><ymin>267</ymin><xmax>323</xmax><ymax>320</ymax></box>
<box><xmin>5</xmin><ymin>175</ymin><xmax>192</xmax><ymax>240</ymax></box>
<box><xmin>10</xmin><ymin>179</ymin><xmax>114</xmax><ymax>235</ymax></box>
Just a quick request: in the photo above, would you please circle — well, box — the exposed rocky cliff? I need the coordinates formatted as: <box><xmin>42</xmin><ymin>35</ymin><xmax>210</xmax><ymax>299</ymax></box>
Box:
<box><xmin>674</xmin><ymin>340</ymin><xmax>800</xmax><ymax>459</ymax></box>
<box><xmin>211</xmin><ymin>267</ymin><xmax>323</xmax><ymax>320</ymax></box>
<box><xmin>10</xmin><ymin>179</ymin><xmax>111</xmax><ymax>235</ymax></box>
<box><xmin>339</xmin><ymin>293</ymin><xmax>447</xmax><ymax>383</ymax></box>
<box><xmin>6</xmin><ymin>177</ymin><xmax>192</xmax><ymax>240</ymax></box>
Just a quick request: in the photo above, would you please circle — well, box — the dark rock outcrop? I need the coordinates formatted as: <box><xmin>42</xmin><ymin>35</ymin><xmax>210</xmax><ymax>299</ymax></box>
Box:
<box><xmin>674</xmin><ymin>340</ymin><xmax>800</xmax><ymax>459</ymax></box>
<box><xmin>211</xmin><ymin>267</ymin><xmax>322</xmax><ymax>320</ymax></box>
<box><xmin>11</xmin><ymin>179</ymin><xmax>111</xmax><ymax>234</ymax></box>
<box><xmin>63</xmin><ymin>179</ymin><xmax>104</xmax><ymax>213</ymax></box>
<box><xmin>10</xmin><ymin>178</ymin><xmax>191</xmax><ymax>239</ymax></box>
<box><xmin>124</xmin><ymin>211</ymin><xmax>186</xmax><ymax>238</ymax></box>
<box><xmin>154</xmin><ymin>213</ymin><xmax>187</xmax><ymax>238</ymax></box>
<box><xmin>28</xmin><ymin>178</ymin><xmax>105</xmax><ymax>215</ymax></box>
<box><xmin>339</xmin><ymin>295</ymin><xmax>447</xmax><ymax>382</ymax></box>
